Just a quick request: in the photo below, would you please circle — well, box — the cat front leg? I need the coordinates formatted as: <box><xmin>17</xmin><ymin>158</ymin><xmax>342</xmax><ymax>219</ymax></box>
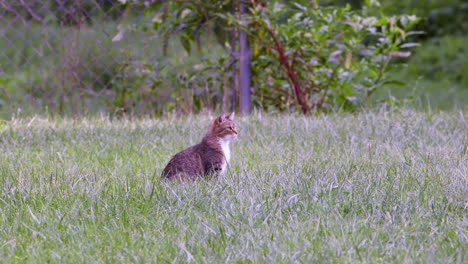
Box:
<box><xmin>205</xmin><ymin>162</ymin><xmax>226</xmax><ymax>176</ymax></box>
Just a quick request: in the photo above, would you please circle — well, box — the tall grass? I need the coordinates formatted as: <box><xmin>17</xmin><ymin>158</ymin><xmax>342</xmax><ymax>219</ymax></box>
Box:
<box><xmin>0</xmin><ymin>109</ymin><xmax>467</xmax><ymax>262</ymax></box>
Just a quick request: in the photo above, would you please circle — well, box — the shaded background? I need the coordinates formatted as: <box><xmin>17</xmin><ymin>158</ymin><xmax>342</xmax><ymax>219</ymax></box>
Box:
<box><xmin>0</xmin><ymin>0</ymin><xmax>467</xmax><ymax>118</ymax></box>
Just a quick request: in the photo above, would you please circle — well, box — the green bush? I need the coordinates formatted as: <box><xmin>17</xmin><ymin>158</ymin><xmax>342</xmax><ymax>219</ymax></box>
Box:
<box><xmin>231</xmin><ymin>2</ymin><xmax>421</xmax><ymax>112</ymax></box>
<box><xmin>374</xmin><ymin>0</ymin><xmax>468</xmax><ymax>37</ymax></box>
<box><xmin>122</xmin><ymin>1</ymin><xmax>421</xmax><ymax>113</ymax></box>
<box><xmin>372</xmin><ymin>35</ymin><xmax>468</xmax><ymax>109</ymax></box>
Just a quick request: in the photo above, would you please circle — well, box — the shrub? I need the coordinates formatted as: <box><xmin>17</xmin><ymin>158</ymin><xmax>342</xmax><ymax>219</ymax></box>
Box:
<box><xmin>240</xmin><ymin>2</ymin><xmax>420</xmax><ymax>112</ymax></box>
<box><xmin>372</xmin><ymin>35</ymin><xmax>468</xmax><ymax>109</ymax></box>
<box><xmin>120</xmin><ymin>1</ymin><xmax>421</xmax><ymax>113</ymax></box>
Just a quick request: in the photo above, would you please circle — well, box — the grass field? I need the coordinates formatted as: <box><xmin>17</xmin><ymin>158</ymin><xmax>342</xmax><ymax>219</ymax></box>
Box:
<box><xmin>0</xmin><ymin>109</ymin><xmax>467</xmax><ymax>263</ymax></box>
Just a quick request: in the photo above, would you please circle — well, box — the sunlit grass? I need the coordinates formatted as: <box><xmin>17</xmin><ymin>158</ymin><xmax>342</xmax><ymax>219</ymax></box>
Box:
<box><xmin>0</xmin><ymin>109</ymin><xmax>467</xmax><ymax>263</ymax></box>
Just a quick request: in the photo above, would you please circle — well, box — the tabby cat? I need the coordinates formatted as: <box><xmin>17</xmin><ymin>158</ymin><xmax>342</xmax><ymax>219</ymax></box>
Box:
<box><xmin>162</xmin><ymin>113</ymin><xmax>238</xmax><ymax>179</ymax></box>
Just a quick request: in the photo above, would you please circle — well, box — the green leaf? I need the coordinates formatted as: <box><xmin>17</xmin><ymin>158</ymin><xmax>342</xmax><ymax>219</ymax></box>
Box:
<box><xmin>382</xmin><ymin>79</ymin><xmax>407</xmax><ymax>86</ymax></box>
<box><xmin>359</xmin><ymin>49</ymin><xmax>374</xmax><ymax>56</ymax></box>
<box><xmin>293</xmin><ymin>3</ymin><xmax>307</xmax><ymax>11</ymax></box>
<box><xmin>406</xmin><ymin>31</ymin><xmax>425</xmax><ymax>37</ymax></box>
<box><xmin>214</xmin><ymin>18</ymin><xmax>227</xmax><ymax>46</ymax></box>
<box><xmin>0</xmin><ymin>76</ymin><xmax>9</xmax><ymax>85</ymax></box>
<box><xmin>366</xmin><ymin>68</ymin><xmax>378</xmax><ymax>78</ymax></box>
<box><xmin>180</xmin><ymin>34</ymin><xmax>192</xmax><ymax>54</ymax></box>
<box><xmin>400</xmin><ymin>43</ymin><xmax>420</xmax><ymax>48</ymax></box>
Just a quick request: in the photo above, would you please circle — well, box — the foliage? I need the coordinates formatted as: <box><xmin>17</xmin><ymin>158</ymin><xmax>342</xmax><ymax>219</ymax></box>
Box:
<box><xmin>121</xmin><ymin>1</ymin><xmax>421</xmax><ymax>113</ymax></box>
<box><xmin>236</xmin><ymin>2</ymin><xmax>420</xmax><ymax>112</ymax></box>
<box><xmin>356</xmin><ymin>0</ymin><xmax>468</xmax><ymax>110</ymax></box>
<box><xmin>116</xmin><ymin>0</ymin><xmax>235</xmax><ymax>114</ymax></box>
<box><xmin>402</xmin><ymin>35</ymin><xmax>468</xmax><ymax>86</ymax></box>
<box><xmin>0</xmin><ymin>11</ymin><xmax>232</xmax><ymax>118</ymax></box>
<box><xmin>0</xmin><ymin>21</ymin><xmax>129</xmax><ymax>116</ymax></box>
<box><xmin>10</xmin><ymin>0</ymin><xmax>468</xmax><ymax>117</ymax></box>
<box><xmin>368</xmin><ymin>0</ymin><xmax>468</xmax><ymax>38</ymax></box>
<box><xmin>134</xmin><ymin>54</ymin><xmax>233</xmax><ymax>114</ymax></box>
<box><xmin>319</xmin><ymin>0</ymin><xmax>468</xmax><ymax>33</ymax></box>
<box><xmin>0</xmin><ymin>110</ymin><xmax>466</xmax><ymax>262</ymax></box>
<box><xmin>372</xmin><ymin>35</ymin><xmax>468</xmax><ymax>109</ymax></box>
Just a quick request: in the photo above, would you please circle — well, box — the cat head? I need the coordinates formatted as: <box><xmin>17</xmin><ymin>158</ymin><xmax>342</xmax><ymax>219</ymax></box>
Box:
<box><xmin>208</xmin><ymin>112</ymin><xmax>238</xmax><ymax>140</ymax></box>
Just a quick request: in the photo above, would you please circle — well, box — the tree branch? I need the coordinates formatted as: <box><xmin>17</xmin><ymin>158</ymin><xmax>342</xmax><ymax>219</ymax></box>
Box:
<box><xmin>264</xmin><ymin>26</ymin><xmax>310</xmax><ymax>114</ymax></box>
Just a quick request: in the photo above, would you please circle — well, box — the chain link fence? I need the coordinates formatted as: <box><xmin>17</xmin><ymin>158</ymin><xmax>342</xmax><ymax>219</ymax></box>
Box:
<box><xmin>0</xmin><ymin>0</ymin><xmax>170</xmax><ymax>116</ymax></box>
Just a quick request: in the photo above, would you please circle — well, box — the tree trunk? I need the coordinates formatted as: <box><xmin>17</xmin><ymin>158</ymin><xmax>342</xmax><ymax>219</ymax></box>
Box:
<box><xmin>239</xmin><ymin>0</ymin><xmax>251</xmax><ymax>114</ymax></box>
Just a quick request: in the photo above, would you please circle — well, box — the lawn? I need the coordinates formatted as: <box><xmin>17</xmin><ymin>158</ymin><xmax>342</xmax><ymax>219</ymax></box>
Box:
<box><xmin>0</xmin><ymin>109</ymin><xmax>466</xmax><ymax>263</ymax></box>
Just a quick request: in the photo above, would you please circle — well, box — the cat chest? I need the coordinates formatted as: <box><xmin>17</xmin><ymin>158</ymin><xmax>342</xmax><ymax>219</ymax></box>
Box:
<box><xmin>220</xmin><ymin>142</ymin><xmax>230</xmax><ymax>162</ymax></box>
<box><xmin>219</xmin><ymin>139</ymin><xmax>231</xmax><ymax>174</ymax></box>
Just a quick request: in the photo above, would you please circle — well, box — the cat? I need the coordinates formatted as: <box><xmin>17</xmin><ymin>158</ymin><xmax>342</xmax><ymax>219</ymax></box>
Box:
<box><xmin>162</xmin><ymin>112</ymin><xmax>238</xmax><ymax>180</ymax></box>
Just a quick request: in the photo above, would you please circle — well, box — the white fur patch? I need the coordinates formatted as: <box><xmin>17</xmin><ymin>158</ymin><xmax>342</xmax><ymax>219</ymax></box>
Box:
<box><xmin>218</xmin><ymin>137</ymin><xmax>233</xmax><ymax>174</ymax></box>
<box><xmin>219</xmin><ymin>138</ymin><xmax>231</xmax><ymax>162</ymax></box>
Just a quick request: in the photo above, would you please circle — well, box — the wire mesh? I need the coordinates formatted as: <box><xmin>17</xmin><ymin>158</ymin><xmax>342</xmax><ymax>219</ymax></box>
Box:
<box><xmin>0</xmin><ymin>0</ymin><xmax>150</xmax><ymax>115</ymax></box>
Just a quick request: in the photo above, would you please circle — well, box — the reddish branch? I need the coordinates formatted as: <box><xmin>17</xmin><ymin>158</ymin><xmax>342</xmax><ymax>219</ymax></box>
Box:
<box><xmin>264</xmin><ymin>27</ymin><xmax>310</xmax><ymax>114</ymax></box>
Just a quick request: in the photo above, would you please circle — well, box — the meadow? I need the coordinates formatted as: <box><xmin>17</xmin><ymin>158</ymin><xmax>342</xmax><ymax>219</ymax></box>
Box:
<box><xmin>0</xmin><ymin>109</ymin><xmax>467</xmax><ymax>263</ymax></box>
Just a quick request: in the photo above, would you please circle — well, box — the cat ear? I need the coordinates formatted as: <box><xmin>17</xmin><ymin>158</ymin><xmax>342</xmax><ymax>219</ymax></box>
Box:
<box><xmin>213</xmin><ymin>114</ymin><xmax>225</xmax><ymax>126</ymax></box>
<box><xmin>226</xmin><ymin>112</ymin><xmax>235</xmax><ymax>120</ymax></box>
<box><xmin>218</xmin><ymin>114</ymin><xmax>226</xmax><ymax>123</ymax></box>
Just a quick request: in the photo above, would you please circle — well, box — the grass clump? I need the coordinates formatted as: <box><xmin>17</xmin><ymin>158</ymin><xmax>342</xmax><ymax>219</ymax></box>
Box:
<box><xmin>0</xmin><ymin>109</ymin><xmax>467</xmax><ymax>263</ymax></box>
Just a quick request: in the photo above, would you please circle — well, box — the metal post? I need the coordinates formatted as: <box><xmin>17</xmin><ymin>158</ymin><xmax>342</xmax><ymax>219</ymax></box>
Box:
<box><xmin>231</xmin><ymin>0</ymin><xmax>238</xmax><ymax>112</ymax></box>
<box><xmin>239</xmin><ymin>0</ymin><xmax>251</xmax><ymax>114</ymax></box>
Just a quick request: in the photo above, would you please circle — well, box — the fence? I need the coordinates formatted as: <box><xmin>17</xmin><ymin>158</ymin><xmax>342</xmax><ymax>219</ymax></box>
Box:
<box><xmin>0</xmin><ymin>0</ymin><xmax>192</xmax><ymax>117</ymax></box>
